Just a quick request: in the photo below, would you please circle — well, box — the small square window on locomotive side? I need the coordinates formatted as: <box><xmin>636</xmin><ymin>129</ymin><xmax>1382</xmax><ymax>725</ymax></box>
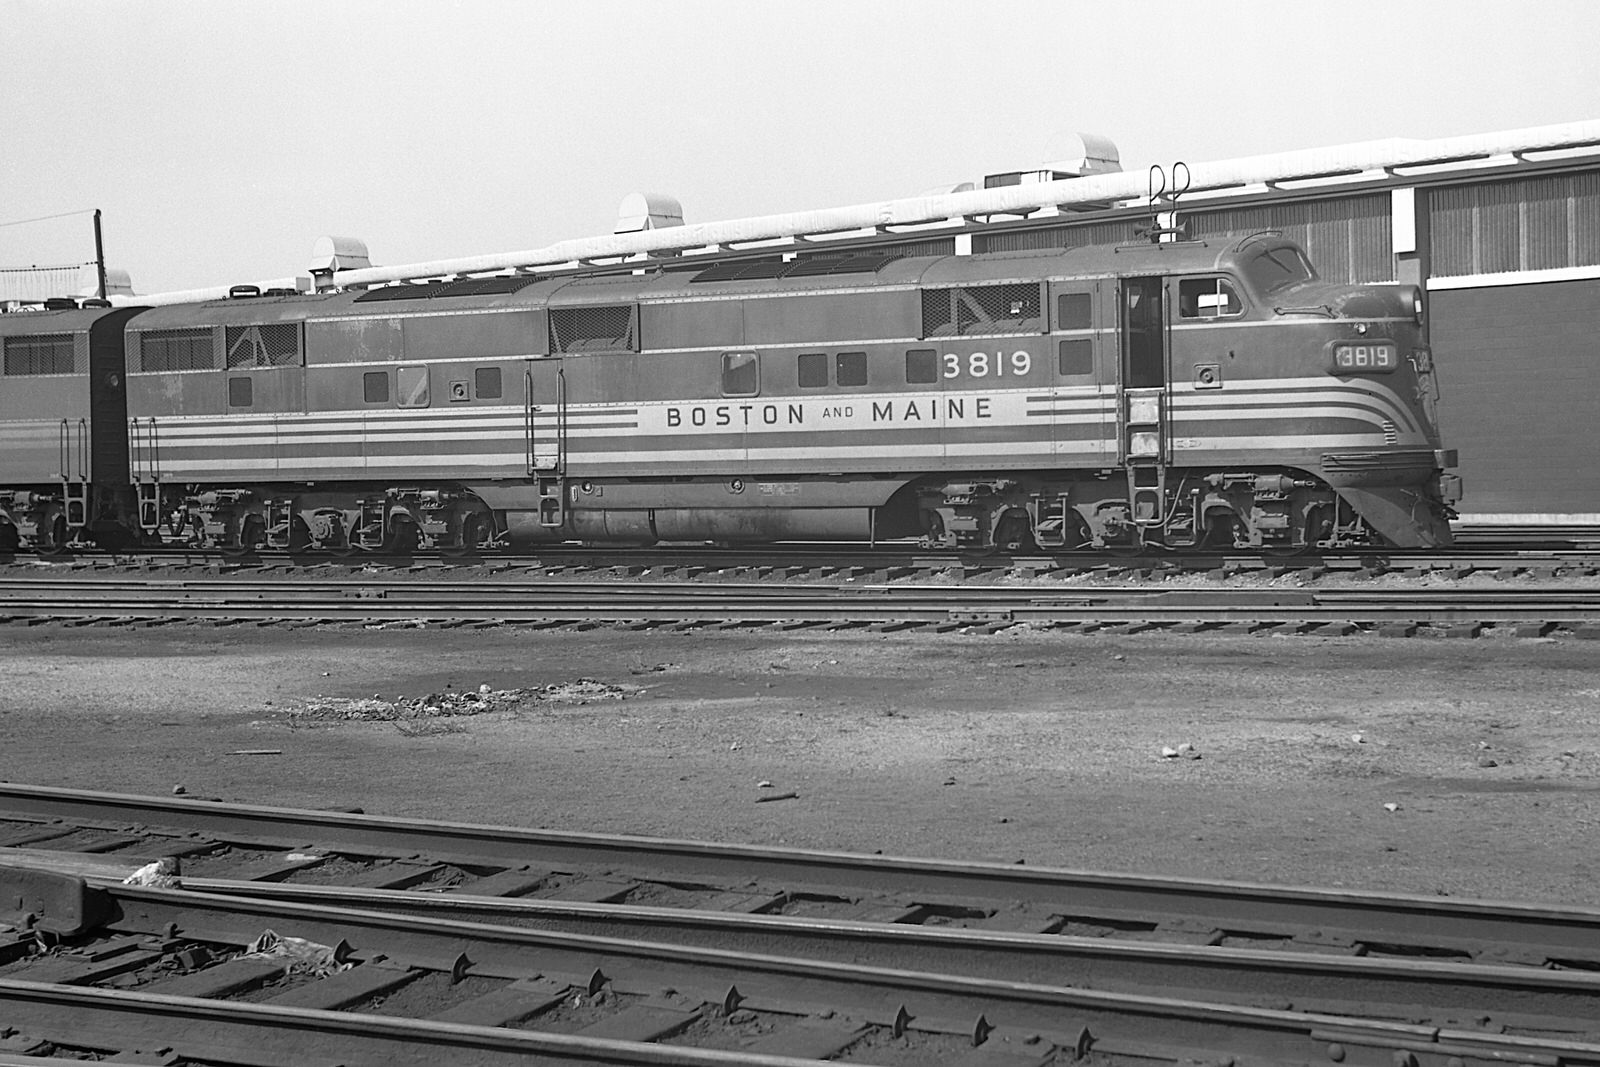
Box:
<box><xmin>228</xmin><ymin>376</ymin><xmax>253</xmax><ymax>408</ymax></box>
<box><xmin>1058</xmin><ymin>338</ymin><xmax>1093</xmax><ymax>376</ymax></box>
<box><xmin>797</xmin><ymin>352</ymin><xmax>828</xmax><ymax>388</ymax></box>
<box><xmin>835</xmin><ymin>351</ymin><xmax>867</xmax><ymax>387</ymax></box>
<box><xmin>1057</xmin><ymin>292</ymin><xmax>1092</xmax><ymax>331</ymax></box>
<box><xmin>363</xmin><ymin>370</ymin><xmax>391</xmax><ymax>404</ymax></box>
<box><xmin>905</xmin><ymin>348</ymin><xmax>938</xmax><ymax>384</ymax></box>
<box><xmin>721</xmin><ymin>351</ymin><xmax>759</xmax><ymax>397</ymax></box>
<box><xmin>475</xmin><ymin>366</ymin><xmax>502</xmax><ymax>399</ymax></box>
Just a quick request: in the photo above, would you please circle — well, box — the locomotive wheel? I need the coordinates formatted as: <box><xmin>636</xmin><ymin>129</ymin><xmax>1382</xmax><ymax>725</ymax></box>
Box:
<box><xmin>1199</xmin><ymin>511</ymin><xmax>1246</xmax><ymax>550</ymax></box>
<box><xmin>39</xmin><ymin>514</ymin><xmax>70</xmax><ymax>553</ymax></box>
<box><xmin>386</xmin><ymin>520</ymin><xmax>420</xmax><ymax>556</ymax></box>
<box><xmin>238</xmin><ymin>516</ymin><xmax>267</xmax><ymax>552</ymax></box>
<box><xmin>992</xmin><ymin>509</ymin><xmax>1038</xmax><ymax>553</ymax></box>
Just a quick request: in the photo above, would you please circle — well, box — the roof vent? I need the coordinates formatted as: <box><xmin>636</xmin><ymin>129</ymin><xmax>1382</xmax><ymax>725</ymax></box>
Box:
<box><xmin>984</xmin><ymin>132</ymin><xmax>1122</xmax><ymax>188</ymax></box>
<box><xmin>308</xmin><ymin>236</ymin><xmax>373</xmax><ymax>283</ymax></box>
<box><xmin>81</xmin><ymin>297</ymin><xmax>111</xmax><ymax>308</ymax></box>
<box><xmin>229</xmin><ymin>284</ymin><xmax>262</xmax><ymax>299</ymax></box>
<box><xmin>43</xmin><ymin>297</ymin><xmax>78</xmax><ymax>310</ymax></box>
<box><xmin>615</xmin><ymin>192</ymin><xmax>684</xmax><ymax>234</ymax></box>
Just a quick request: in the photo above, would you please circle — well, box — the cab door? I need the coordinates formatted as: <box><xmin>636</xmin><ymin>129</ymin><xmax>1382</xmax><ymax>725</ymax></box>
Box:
<box><xmin>1117</xmin><ymin>276</ymin><xmax>1170</xmax><ymax>527</ymax></box>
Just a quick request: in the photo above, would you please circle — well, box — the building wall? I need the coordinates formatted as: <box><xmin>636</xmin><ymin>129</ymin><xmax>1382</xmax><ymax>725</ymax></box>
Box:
<box><xmin>1428</xmin><ymin>171</ymin><xmax>1600</xmax><ymax>277</ymax></box>
<box><xmin>1428</xmin><ymin>276</ymin><xmax>1600</xmax><ymax>522</ymax></box>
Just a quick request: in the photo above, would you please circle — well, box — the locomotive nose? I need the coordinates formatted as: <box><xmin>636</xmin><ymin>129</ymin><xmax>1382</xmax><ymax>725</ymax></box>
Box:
<box><xmin>1330</xmin><ymin>284</ymin><xmax>1424</xmax><ymax>323</ymax></box>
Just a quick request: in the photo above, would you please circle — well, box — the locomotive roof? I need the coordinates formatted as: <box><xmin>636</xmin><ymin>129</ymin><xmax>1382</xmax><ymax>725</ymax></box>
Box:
<box><xmin>0</xmin><ymin>304</ymin><xmax>134</xmax><ymax>339</ymax></box>
<box><xmin>109</xmin><ymin>234</ymin><xmax>1295</xmax><ymax>331</ymax></box>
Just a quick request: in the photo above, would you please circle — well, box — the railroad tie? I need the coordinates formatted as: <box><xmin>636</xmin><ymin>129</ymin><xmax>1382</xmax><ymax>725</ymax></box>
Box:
<box><xmin>257</xmin><ymin>960</ymin><xmax>417</xmax><ymax>1011</ymax></box>
<box><xmin>444</xmin><ymin>866</ymin><xmax>553</xmax><ymax>898</ymax></box>
<box><xmin>425</xmin><ymin>975</ymin><xmax>568</xmax><ymax>1027</ymax></box>
<box><xmin>571</xmin><ymin>1001</ymin><xmax>702</xmax><ymax>1042</ymax></box>
<box><xmin>740</xmin><ymin>1018</ymin><xmax>870</xmax><ymax>1060</ymax></box>
<box><xmin>138</xmin><ymin>957</ymin><xmax>288</xmax><ymax>999</ymax></box>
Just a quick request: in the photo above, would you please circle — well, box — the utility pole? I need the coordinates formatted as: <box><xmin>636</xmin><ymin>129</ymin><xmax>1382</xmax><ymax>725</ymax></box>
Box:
<box><xmin>93</xmin><ymin>208</ymin><xmax>107</xmax><ymax>300</ymax></box>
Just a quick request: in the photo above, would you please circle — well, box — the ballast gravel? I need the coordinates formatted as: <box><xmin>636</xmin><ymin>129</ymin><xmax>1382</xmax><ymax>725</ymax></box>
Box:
<box><xmin>0</xmin><ymin>622</ymin><xmax>1597</xmax><ymax>909</ymax></box>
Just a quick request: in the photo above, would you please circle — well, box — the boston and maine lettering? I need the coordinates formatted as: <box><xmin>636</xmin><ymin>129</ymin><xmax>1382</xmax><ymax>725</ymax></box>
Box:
<box><xmin>664</xmin><ymin>397</ymin><xmax>992</xmax><ymax>429</ymax></box>
<box><xmin>666</xmin><ymin>404</ymin><xmax>805</xmax><ymax>428</ymax></box>
<box><xmin>871</xmin><ymin>397</ymin><xmax>991</xmax><ymax>422</ymax></box>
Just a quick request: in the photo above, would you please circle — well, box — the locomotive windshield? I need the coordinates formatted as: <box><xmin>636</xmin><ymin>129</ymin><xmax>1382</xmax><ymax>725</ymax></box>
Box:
<box><xmin>1240</xmin><ymin>244</ymin><xmax>1316</xmax><ymax>295</ymax></box>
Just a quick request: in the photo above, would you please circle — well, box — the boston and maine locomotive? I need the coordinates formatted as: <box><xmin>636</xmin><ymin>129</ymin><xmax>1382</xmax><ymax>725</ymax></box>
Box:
<box><xmin>0</xmin><ymin>233</ymin><xmax>1458</xmax><ymax>554</ymax></box>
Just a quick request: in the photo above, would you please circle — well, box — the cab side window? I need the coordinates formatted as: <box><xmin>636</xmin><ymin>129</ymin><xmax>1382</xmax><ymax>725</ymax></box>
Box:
<box><xmin>1178</xmin><ymin>278</ymin><xmax>1244</xmax><ymax>319</ymax></box>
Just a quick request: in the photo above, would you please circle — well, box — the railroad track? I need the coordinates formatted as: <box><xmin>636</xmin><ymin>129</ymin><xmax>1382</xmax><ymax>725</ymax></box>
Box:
<box><xmin>5</xmin><ymin>785</ymin><xmax>1600</xmax><ymax>1064</ymax></box>
<box><xmin>3</xmin><ymin>573</ymin><xmax>1600</xmax><ymax>635</ymax></box>
<box><xmin>6</xmin><ymin>540</ymin><xmax>1600</xmax><ymax>576</ymax></box>
<box><xmin>6</xmin><ymin>783</ymin><xmax>1596</xmax><ymax>964</ymax></box>
<box><xmin>6</xmin><ymin>783</ymin><xmax>1600</xmax><ymax>1067</ymax></box>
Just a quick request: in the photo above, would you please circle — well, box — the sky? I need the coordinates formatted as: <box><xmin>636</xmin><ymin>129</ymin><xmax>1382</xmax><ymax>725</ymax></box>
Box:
<box><xmin>3</xmin><ymin>0</ymin><xmax>1599</xmax><ymax>295</ymax></box>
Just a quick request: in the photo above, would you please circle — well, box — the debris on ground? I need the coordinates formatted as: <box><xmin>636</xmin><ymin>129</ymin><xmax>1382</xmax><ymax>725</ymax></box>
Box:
<box><xmin>122</xmin><ymin>858</ymin><xmax>179</xmax><ymax>888</ymax></box>
<box><xmin>286</xmin><ymin>680</ymin><xmax>627</xmax><ymax>723</ymax></box>
<box><xmin>241</xmin><ymin>929</ymin><xmax>347</xmax><ymax>977</ymax></box>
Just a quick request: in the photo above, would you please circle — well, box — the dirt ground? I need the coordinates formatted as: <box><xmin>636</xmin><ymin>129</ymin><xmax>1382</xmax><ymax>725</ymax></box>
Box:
<box><xmin>1</xmin><ymin>621</ymin><xmax>1597</xmax><ymax>908</ymax></box>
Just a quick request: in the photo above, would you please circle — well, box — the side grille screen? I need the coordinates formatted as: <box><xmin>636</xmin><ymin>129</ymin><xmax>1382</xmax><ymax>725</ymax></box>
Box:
<box><xmin>549</xmin><ymin>305</ymin><xmax>636</xmax><ymax>353</ymax></box>
<box><xmin>225</xmin><ymin>323</ymin><xmax>301</xmax><ymax>368</ymax></box>
<box><xmin>922</xmin><ymin>282</ymin><xmax>1044</xmax><ymax>337</ymax></box>
<box><xmin>139</xmin><ymin>328</ymin><xmax>215</xmax><ymax>371</ymax></box>
<box><xmin>3</xmin><ymin>333</ymin><xmax>75</xmax><ymax>376</ymax></box>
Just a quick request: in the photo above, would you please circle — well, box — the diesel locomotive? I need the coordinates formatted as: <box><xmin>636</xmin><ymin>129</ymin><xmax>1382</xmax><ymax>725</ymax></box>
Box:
<box><xmin>0</xmin><ymin>233</ymin><xmax>1459</xmax><ymax>554</ymax></box>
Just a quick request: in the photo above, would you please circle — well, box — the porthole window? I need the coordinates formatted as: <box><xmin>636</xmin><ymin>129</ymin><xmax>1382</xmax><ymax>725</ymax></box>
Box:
<box><xmin>475</xmin><ymin>366</ymin><xmax>502</xmax><ymax>399</ymax></box>
<box><xmin>797</xmin><ymin>353</ymin><xmax>827</xmax><ymax>388</ymax></box>
<box><xmin>905</xmin><ymin>348</ymin><xmax>937</xmax><ymax>384</ymax></box>
<box><xmin>835</xmin><ymin>351</ymin><xmax>867</xmax><ymax>387</ymax></box>
<box><xmin>363</xmin><ymin>370</ymin><xmax>391</xmax><ymax>404</ymax></box>
<box><xmin>397</xmin><ymin>365</ymin><xmax>430</xmax><ymax>408</ymax></box>
<box><xmin>1057</xmin><ymin>292</ymin><xmax>1092</xmax><ymax>330</ymax></box>
<box><xmin>721</xmin><ymin>351</ymin><xmax>759</xmax><ymax>397</ymax></box>
<box><xmin>1058</xmin><ymin>339</ymin><xmax>1093</xmax><ymax>376</ymax></box>
<box><xmin>227</xmin><ymin>376</ymin><xmax>253</xmax><ymax>408</ymax></box>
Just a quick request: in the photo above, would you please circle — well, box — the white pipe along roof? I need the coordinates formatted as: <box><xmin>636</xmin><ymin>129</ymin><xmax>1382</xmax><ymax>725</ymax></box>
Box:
<box><xmin>121</xmin><ymin>119</ymin><xmax>1600</xmax><ymax>307</ymax></box>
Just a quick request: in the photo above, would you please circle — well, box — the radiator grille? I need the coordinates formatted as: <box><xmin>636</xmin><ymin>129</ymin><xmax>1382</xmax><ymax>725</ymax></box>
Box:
<box><xmin>225</xmin><ymin>323</ymin><xmax>301</xmax><ymax>368</ymax></box>
<box><xmin>139</xmin><ymin>328</ymin><xmax>215</xmax><ymax>372</ymax></box>
<box><xmin>3</xmin><ymin>333</ymin><xmax>75</xmax><ymax>376</ymax></box>
<box><xmin>922</xmin><ymin>282</ymin><xmax>1043</xmax><ymax>337</ymax></box>
<box><xmin>549</xmin><ymin>305</ymin><xmax>636</xmax><ymax>353</ymax></box>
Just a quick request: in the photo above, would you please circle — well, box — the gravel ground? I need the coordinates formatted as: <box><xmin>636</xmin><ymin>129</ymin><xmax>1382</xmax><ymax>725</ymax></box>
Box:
<box><xmin>1</xmin><ymin>621</ymin><xmax>1597</xmax><ymax>907</ymax></box>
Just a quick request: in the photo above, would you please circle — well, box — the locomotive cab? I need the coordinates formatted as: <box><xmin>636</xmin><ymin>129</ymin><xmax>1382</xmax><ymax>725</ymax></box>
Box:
<box><xmin>930</xmin><ymin>232</ymin><xmax>1459</xmax><ymax>553</ymax></box>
